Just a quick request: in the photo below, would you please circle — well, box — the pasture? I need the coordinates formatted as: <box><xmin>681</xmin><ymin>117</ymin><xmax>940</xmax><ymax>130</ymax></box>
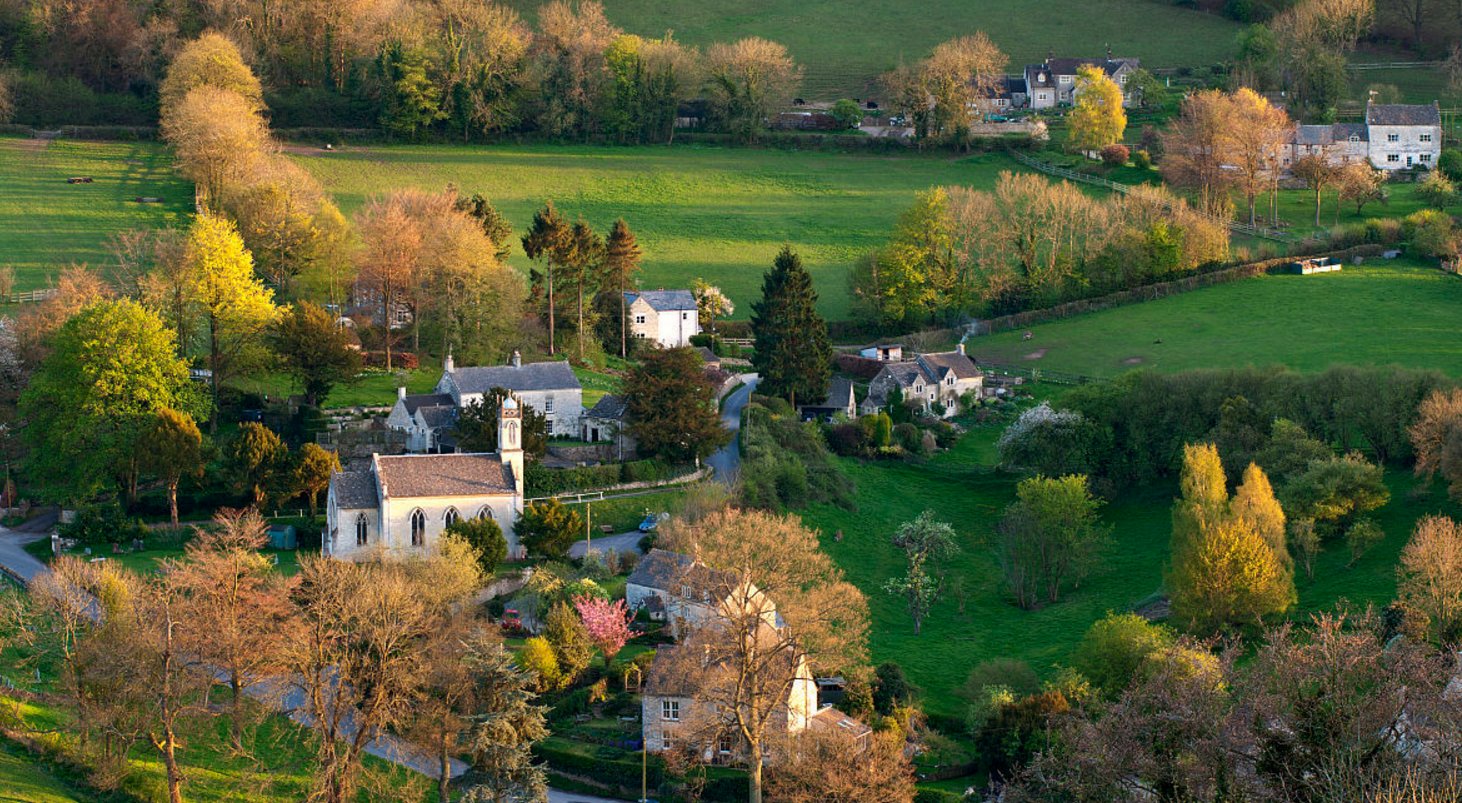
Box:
<box><xmin>801</xmin><ymin>412</ymin><xmax>1462</xmax><ymax>718</ymax></box>
<box><xmin>293</xmin><ymin>142</ymin><xmax>1040</xmax><ymax>320</ymax></box>
<box><xmin>971</xmin><ymin>260</ymin><xmax>1462</xmax><ymax>378</ymax></box>
<box><xmin>507</xmin><ymin>0</ymin><xmax>1242</xmax><ymax>100</ymax></box>
<box><xmin>0</xmin><ymin>136</ymin><xmax>192</xmax><ymax>292</ymax></box>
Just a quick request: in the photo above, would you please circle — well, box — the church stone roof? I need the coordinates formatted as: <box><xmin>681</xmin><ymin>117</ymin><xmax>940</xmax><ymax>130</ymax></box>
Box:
<box><xmin>626</xmin><ymin>289</ymin><xmax>697</xmax><ymax>311</ymax></box>
<box><xmin>373</xmin><ymin>453</ymin><xmax>514</xmax><ymax>498</ymax></box>
<box><xmin>331</xmin><ymin>470</ymin><xmax>379</xmax><ymax>510</ymax></box>
<box><xmin>447</xmin><ymin>361</ymin><xmax>580</xmax><ymax>395</ymax></box>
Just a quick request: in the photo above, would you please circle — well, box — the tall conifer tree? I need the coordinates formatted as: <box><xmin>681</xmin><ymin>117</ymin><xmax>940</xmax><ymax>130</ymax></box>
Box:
<box><xmin>521</xmin><ymin>202</ymin><xmax>571</xmax><ymax>355</ymax></box>
<box><xmin>600</xmin><ymin>219</ymin><xmax>641</xmax><ymax>358</ymax></box>
<box><xmin>750</xmin><ymin>245</ymin><xmax>831</xmax><ymax>408</ymax></box>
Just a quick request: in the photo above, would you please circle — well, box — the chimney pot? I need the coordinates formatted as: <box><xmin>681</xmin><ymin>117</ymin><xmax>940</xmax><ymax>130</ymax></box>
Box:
<box><xmin>511</xmin><ymin>350</ymin><xmax>522</xmax><ymax>368</ymax></box>
<box><xmin>397</xmin><ymin>386</ymin><xmax>406</xmax><ymax>401</ymax></box>
<box><xmin>957</xmin><ymin>342</ymin><xmax>966</xmax><ymax>356</ymax></box>
<box><xmin>444</xmin><ymin>352</ymin><xmax>455</xmax><ymax>372</ymax></box>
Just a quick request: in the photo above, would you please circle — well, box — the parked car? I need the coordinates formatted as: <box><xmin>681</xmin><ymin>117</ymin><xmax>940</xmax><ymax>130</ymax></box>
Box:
<box><xmin>638</xmin><ymin>513</ymin><xmax>662</xmax><ymax>533</ymax></box>
<box><xmin>887</xmin><ymin>114</ymin><xmax>907</xmax><ymax>127</ymax></box>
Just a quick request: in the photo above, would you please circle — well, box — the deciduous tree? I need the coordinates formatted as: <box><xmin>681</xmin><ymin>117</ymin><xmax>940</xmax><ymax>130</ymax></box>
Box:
<box><xmin>453</xmin><ymin>388</ymin><xmax>548</xmax><ymax>456</ymax></box>
<box><xmin>1068</xmin><ymin>64</ymin><xmax>1127</xmax><ymax>151</ymax></box>
<box><xmin>144</xmin><ymin>407</ymin><xmax>204</xmax><ymax>526</ymax></box>
<box><xmin>1292</xmin><ymin>154</ymin><xmax>1340</xmax><ymax>225</ymax></box>
<box><xmin>573</xmin><ymin>595</ymin><xmax>632</xmax><ymax>662</ymax></box>
<box><xmin>272</xmin><ymin>301</ymin><xmax>362</xmax><ymax>407</ymax></box>
<box><xmin>516</xmin><ymin>498</ymin><xmax>582</xmax><ymax>559</ymax></box>
<box><xmin>230</xmin><ymin>422</ymin><xmax>287</xmax><ymax>507</ymax></box>
<box><xmin>1398</xmin><ymin>515</ymin><xmax>1462</xmax><ymax>638</ymax></box>
<box><xmin>705</xmin><ymin>37</ymin><xmax>800</xmax><ymax>143</ymax></box>
<box><xmin>766</xmin><ymin>729</ymin><xmax>916</xmax><ymax>803</ymax></box>
<box><xmin>292</xmin><ymin>443</ymin><xmax>342</xmax><ymax>515</ymax></box>
<box><xmin>997</xmin><ymin>474</ymin><xmax>1109</xmax><ymax>609</ymax></box>
<box><xmin>883</xmin><ymin>511</ymin><xmax>958</xmax><ymax>634</ymax></box>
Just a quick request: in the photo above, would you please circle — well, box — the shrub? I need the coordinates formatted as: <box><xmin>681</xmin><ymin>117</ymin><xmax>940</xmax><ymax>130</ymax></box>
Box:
<box><xmin>59</xmin><ymin>504</ymin><xmax>149</xmax><ymax>546</ymax></box>
<box><xmin>872</xmin><ymin>661</ymin><xmax>915</xmax><ymax>715</ymax></box>
<box><xmin>518</xmin><ymin>637</ymin><xmax>561</xmax><ymax>691</ymax></box>
<box><xmin>1363</xmin><ymin>217</ymin><xmax>1404</xmax><ymax>244</ymax></box>
<box><xmin>1132</xmin><ymin>149</ymin><xmax>1152</xmax><ymax>169</ymax></box>
<box><xmin>1100</xmin><ymin>143</ymin><xmax>1130</xmax><ymax>167</ymax></box>
<box><xmin>1416</xmin><ymin>170</ymin><xmax>1460</xmax><ymax>210</ymax></box>
<box><xmin>1440</xmin><ymin>149</ymin><xmax>1462</xmax><ymax>182</ymax></box>
<box><xmin>961</xmin><ymin>658</ymin><xmax>1040</xmax><ymax>700</ymax></box>
<box><xmin>893</xmin><ymin>422</ymin><xmax>922</xmax><ymax>454</ymax></box>
<box><xmin>1404</xmin><ymin>209</ymin><xmax>1459</xmax><ymax>259</ymax></box>
<box><xmin>1072</xmin><ymin>612</ymin><xmax>1175</xmax><ymax>696</ymax></box>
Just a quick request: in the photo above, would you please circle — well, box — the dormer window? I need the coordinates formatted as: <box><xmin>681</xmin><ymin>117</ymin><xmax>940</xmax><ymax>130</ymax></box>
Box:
<box><xmin>1059</xmin><ymin>75</ymin><xmax>1072</xmax><ymax>85</ymax></box>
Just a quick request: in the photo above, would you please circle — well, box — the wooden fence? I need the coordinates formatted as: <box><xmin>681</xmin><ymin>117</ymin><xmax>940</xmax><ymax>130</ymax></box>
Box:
<box><xmin>4</xmin><ymin>289</ymin><xmax>59</xmax><ymax>304</ymax></box>
<box><xmin>976</xmin><ymin>360</ymin><xmax>1103</xmax><ymax>386</ymax></box>
<box><xmin>1009</xmin><ymin>152</ymin><xmax>1294</xmax><ymax>242</ymax></box>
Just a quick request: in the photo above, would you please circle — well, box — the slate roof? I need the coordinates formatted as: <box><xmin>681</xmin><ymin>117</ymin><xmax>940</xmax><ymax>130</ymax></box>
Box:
<box><xmin>1292</xmin><ymin>124</ymin><xmax>1335</xmax><ymax>146</ymax></box>
<box><xmin>1044</xmin><ymin>57</ymin><xmax>1137</xmax><ymax>78</ymax></box>
<box><xmin>1367</xmin><ymin>102</ymin><xmax>1441</xmax><ymax>127</ymax></box>
<box><xmin>626</xmin><ymin>289</ymin><xmax>697</xmax><ymax>311</ymax></box>
<box><xmin>1333</xmin><ymin>123</ymin><xmax>1368</xmax><ymax>141</ymax></box>
<box><xmin>373</xmin><ymin>453</ymin><xmax>515</xmax><ymax>498</ymax></box>
<box><xmin>416</xmin><ymin>405</ymin><xmax>457</xmax><ymax>430</ymax></box>
<box><xmin>403</xmin><ymin>393</ymin><xmax>452</xmax><ymax>415</ymax></box>
<box><xmin>585</xmin><ymin>393</ymin><xmax>629</xmax><ymax>421</ymax></box>
<box><xmin>1003</xmin><ymin>75</ymin><xmax>1027</xmax><ymax>95</ymax></box>
<box><xmin>803</xmin><ymin>376</ymin><xmax>855</xmax><ymax>411</ymax></box>
<box><xmin>446</xmin><ymin>361</ymin><xmax>580</xmax><ymax>395</ymax></box>
<box><xmin>696</xmin><ymin>346</ymin><xmax>720</xmax><ymax>365</ymax></box>
<box><xmin>627</xmin><ymin>548</ymin><xmax>696</xmax><ymax>592</ymax></box>
<box><xmin>330</xmin><ymin>470</ymin><xmax>378</xmax><ymax>510</ymax></box>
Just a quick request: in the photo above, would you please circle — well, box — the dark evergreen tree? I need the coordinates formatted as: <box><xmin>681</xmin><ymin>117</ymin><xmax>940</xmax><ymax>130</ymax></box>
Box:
<box><xmin>454</xmin><ymin>193</ymin><xmax>515</xmax><ymax>261</ymax></box>
<box><xmin>565</xmin><ymin>219</ymin><xmax>604</xmax><ymax>361</ymax></box>
<box><xmin>521</xmin><ymin>202</ymin><xmax>572</xmax><ymax>355</ymax></box>
<box><xmin>598</xmin><ymin>219</ymin><xmax>642</xmax><ymax>358</ymax></box>
<box><xmin>452</xmin><ymin>388</ymin><xmax>548</xmax><ymax>457</ymax></box>
<box><xmin>750</xmin><ymin>246</ymin><xmax>832</xmax><ymax>408</ymax></box>
<box><xmin>623</xmin><ymin>347</ymin><xmax>731</xmax><ymax>462</ymax></box>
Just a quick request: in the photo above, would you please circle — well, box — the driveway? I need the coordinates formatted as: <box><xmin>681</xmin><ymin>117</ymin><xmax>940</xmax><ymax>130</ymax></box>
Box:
<box><xmin>707</xmin><ymin>374</ymin><xmax>758</xmax><ymax>485</ymax></box>
<box><xmin>567</xmin><ymin>529</ymin><xmax>645</xmax><ymax>559</ymax></box>
<box><xmin>0</xmin><ymin>513</ymin><xmax>56</xmax><ymax>586</ymax></box>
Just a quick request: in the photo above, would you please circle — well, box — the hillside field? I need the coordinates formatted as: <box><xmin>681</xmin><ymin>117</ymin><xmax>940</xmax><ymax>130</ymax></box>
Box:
<box><xmin>507</xmin><ymin>0</ymin><xmax>1242</xmax><ymax>100</ymax></box>
<box><xmin>293</xmin><ymin>143</ymin><xmax>1045</xmax><ymax>320</ymax></box>
<box><xmin>971</xmin><ymin>260</ymin><xmax>1462</xmax><ymax>378</ymax></box>
<box><xmin>0</xmin><ymin>137</ymin><xmax>193</xmax><ymax>292</ymax></box>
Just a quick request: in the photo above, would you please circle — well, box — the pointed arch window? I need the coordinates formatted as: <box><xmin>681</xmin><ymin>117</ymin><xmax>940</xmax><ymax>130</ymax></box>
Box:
<box><xmin>444</xmin><ymin>507</ymin><xmax>461</xmax><ymax>528</ymax></box>
<box><xmin>477</xmin><ymin>506</ymin><xmax>493</xmax><ymax>521</ymax></box>
<box><xmin>410</xmin><ymin>509</ymin><xmax>427</xmax><ymax>547</ymax></box>
<box><xmin>355</xmin><ymin>514</ymin><xmax>369</xmax><ymax>546</ymax></box>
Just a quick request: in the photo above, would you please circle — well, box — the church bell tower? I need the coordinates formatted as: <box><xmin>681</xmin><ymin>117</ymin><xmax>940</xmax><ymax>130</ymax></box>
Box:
<box><xmin>499</xmin><ymin>395</ymin><xmax>524</xmax><ymax>496</ymax></box>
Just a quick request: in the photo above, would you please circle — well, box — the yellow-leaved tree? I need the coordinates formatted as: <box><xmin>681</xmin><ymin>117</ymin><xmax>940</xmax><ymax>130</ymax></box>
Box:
<box><xmin>1169</xmin><ymin>443</ymin><xmax>1295</xmax><ymax>631</ymax></box>
<box><xmin>1068</xmin><ymin>64</ymin><xmax>1127</xmax><ymax>152</ymax></box>
<box><xmin>181</xmin><ymin>214</ymin><xmax>278</xmax><ymax>430</ymax></box>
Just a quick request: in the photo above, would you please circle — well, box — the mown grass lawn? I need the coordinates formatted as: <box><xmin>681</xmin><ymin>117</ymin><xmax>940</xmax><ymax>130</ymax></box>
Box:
<box><xmin>800</xmin><ymin>410</ymin><xmax>1462</xmax><ymax>719</ymax></box>
<box><xmin>291</xmin><ymin>143</ymin><xmax>1049</xmax><ymax>321</ymax></box>
<box><xmin>506</xmin><ymin>0</ymin><xmax>1241</xmax><ymax>100</ymax></box>
<box><xmin>972</xmin><ymin>259</ymin><xmax>1462</xmax><ymax>378</ymax></box>
<box><xmin>0</xmin><ymin>136</ymin><xmax>192</xmax><ymax>292</ymax></box>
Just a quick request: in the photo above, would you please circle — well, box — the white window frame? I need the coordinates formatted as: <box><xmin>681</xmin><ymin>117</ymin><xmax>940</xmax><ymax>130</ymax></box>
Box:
<box><xmin>1388</xmin><ymin>154</ymin><xmax>1400</xmax><ymax>162</ymax></box>
<box><xmin>635</xmin><ymin>314</ymin><xmax>647</xmax><ymax>325</ymax></box>
<box><xmin>662</xmin><ymin>700</ymin><xmax>680</xmax><ymax>722</ymax></box>
<box><xmin>1387</xmin><ymin>133</ymin><xmax>1399</xmax><ymax>142</ymax></box>
<box><xmin>1421</xmin><ymin>133</ymin><xmax>1433</xmax><ymax>142</ymax></box>
<box><xmin>1421</xmin><ymin>154</ymin><xmax>1432</xmax><ymax>162</ymax></box>
<box><xmin>544</xmin><ymin>395</ymin><xmax>555</xmax><ymax>413</ymax></box>
<box><xmin>1059</xmin><ymin>74</ymin><xmax>1073</xmax><ymax>85</ymax></box>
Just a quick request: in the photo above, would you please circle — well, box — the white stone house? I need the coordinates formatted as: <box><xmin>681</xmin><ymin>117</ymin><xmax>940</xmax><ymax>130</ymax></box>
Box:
<box><xmin>1024</xmin><ymin>55</ymin><xmax>1140</xmax><ymax>110</ymax></box>
<box><xmin>626</xmin><ymin>549</ymin><xmax>782</xmax><ymax>637</ymax></box>
<box><xmin>625</xmin><ymin>290</ymin><xmax>700</xmax><ymax>348</ymax></box>
<box><xmin>384</xmin><ymin>388</ymin><xmax>456</xmax><ymax>453</ymax></box>
<box><xmin>325</xmin><ymin>397</ymin><xmax>526</xmax><ymax>560</ymax></box>
<box><xmin>1281</xmin><ymin>103</ymin><xmax>1442</xmax><ymax>174</ymax></box>
<box><xmin>861</xmin><ymin>344</ymin><xmax>984</xmax><ymax>418</ymax></box>
<box><xmin>580</xmin><ymin>394</ymin><xmax>635</xmax><ymax>460</ymax></box>
<box><xmin>433</xmin><ymin>351</ymin><xmax>582</xmax><ymax>438</ymax></box>
<box><xmin>1366</xmin><ymin>102</ymin><xmax>1442</xmax><ymax>171</ymax></box>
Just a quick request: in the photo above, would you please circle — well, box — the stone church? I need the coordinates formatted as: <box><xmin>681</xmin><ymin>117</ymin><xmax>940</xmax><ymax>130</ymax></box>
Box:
<box><xmin>325</xmin><ymin>396</ymin><xmax>526</xmax><ymax>560</ymax></box>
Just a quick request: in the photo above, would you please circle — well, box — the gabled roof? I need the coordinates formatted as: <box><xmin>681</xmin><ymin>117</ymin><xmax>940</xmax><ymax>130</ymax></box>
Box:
<box><xmin>373</xmin><ymin>453</ymin><xmax>514</xmax><ymax>498</ymax></box>
<box><xmin>808</xmin><ymin>707</ymin><xmax>873</xmax><ymax>740</ymax></box>
<box><xmin>627</xmin><ymin>548</ymin><xmax>696</xmax><ymax>592</ymax></box>
<box><xmin>917</xmin><ymin>351</ymin><xmax>981</xmax><ymax>381</ymax></box>
<box><xmin>802</xmin><ymin>376</ymin><xmax>855</xmax><ymax>411</ymax></box>
<box><xmin>415</xmin><ymin>405</ymin><xmax>457</xmax><ymax>430</ymax></box>
<box><xmin>1043</xmin><ymin>57</ymin><xmax>1138</xmax><ymax>78</ymax></box>
<box><xmin>585</xmin><ymin>393</ymin><xmax>629</xmax><ymax>421</ymax></box>
<box><xmin>402</xmin><ymin>392</ymin><xmax>452</xmax><ymax>415</ymax></box>
<box><xmin>626</xmin><ymin>289</ymin><xmax>697</xmax><ymax>312</ymax></box>
<box><xmin>1366</xmin><ymin>102</ymin><xmax>1440</xmax><ymax>127</ymax></box>
<box><xmin>1333</xmin><ymin>123</ymin><xmax>1368</xmax><ymax>141</ymax></box>
<box><xmin>446</xmin><ymin>361</ymin><xmax>580</xmax><ymax>395</ymax></box>
<box><xmin>331</xmin><ymin>470</ymin><xmax>378</xmax><ymax>509</ymax></box>
<box><xmin>1292</xmin><ymin>124</ymin><xmax>1335</xmax><ymax>146</ymax></box>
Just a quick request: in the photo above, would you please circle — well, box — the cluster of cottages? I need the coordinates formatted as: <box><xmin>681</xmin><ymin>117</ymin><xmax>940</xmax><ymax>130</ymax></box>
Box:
<box><xmin>984</xmin><ymin>53</ymin><xmax>1143</xmax><ymax>112</ymax></box>
<box><xmin>1282</xmin><ymin>101</ymin><xmax>1443</xmax><ymax>173</ymax></box>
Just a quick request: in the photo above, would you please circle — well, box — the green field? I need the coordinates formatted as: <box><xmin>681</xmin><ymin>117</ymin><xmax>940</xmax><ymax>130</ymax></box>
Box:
<box><xmin>293</xmin><ymin>143</ymin><xmax>1041</xmax><ymax>320</ymax></box>
<box><xmin>0</xmin><ymin>137</ymin><xmax>193</xmax><ymax>292</ymax></box>
<box><xmin>800</xmin><ymin>413</ymin><xmax>1462</xmax><ymax>718</ymax></box>
<box><xmin>509</xmin><ymin>0</ymin><xmax>1242</xmax><ymax>100</ymax></box>
<box><xmin>972</xmin><ymin>260</ymin><xmax>1462</xmax><ymax>378</ymax></box>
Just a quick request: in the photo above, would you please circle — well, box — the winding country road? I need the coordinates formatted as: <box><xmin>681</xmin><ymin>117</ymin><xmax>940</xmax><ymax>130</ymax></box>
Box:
<box><xmin>706</xmin><ymin>373</ymin><xmax>759</xmax><ymax>485</ymax></box>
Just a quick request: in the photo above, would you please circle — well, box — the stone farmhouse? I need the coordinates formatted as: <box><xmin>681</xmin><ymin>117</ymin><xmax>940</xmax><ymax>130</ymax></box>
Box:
<box><xmin>580</xmin><ymin>393</ymin><xmax>635</xmax><ymax>459</ymax></box>
<box><xmin>861</xmin><ymin>344</ymin><xmax>984</xmax><ymax>418</ymax></box>
<box><xmin>325</xmin><ymin>396</ymin><xmax>525</xmax><ymax>560</ymax></box>
<box><xmin>387</xmin><ymin>351</ymin><xmax>583</xmax><ymax>447</ymax></box>
<box><xmin>625</xmin><ymin>289</ymin><xmax>701</xmax><ymax>348</ymax></box>
<box><xmin>1022</xmin><ymin>55</ymin><xmax>1140</xmax><ymax>110</ymax></box>
<box><xmin>626</xmin><ymin>549</ymin><xmax>781</xmax><ymax>637</ymax></box>
<box><xmin>1281</xmin><ymin>102</ymin><xmax>1442</xmax><ymax>173</ymax></box>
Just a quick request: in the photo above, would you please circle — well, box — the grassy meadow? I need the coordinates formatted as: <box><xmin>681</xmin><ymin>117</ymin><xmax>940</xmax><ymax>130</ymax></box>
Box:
<box><xmin>801</xmin><ymin>410</ymin><xmax>1462</xmax><ymax>718</ymax></box>
<box><xmin>0</xmin><ymin>136</ymin><xmax>193</xmax><ymax>292</ymax></box>
<box><xmin>508</xmin><ymin>0</ymin><xmax>1242</xmax><ymax>99</ymax></box>
<box><xmin>971</xmin><ymin>259</ymin><xmax>1462</xmax><ymax>378</ymax></box>
<box><xmin>292</xmin><ymin>143</ymin><xmax>1042</xmax><ymax>320</ymax></box>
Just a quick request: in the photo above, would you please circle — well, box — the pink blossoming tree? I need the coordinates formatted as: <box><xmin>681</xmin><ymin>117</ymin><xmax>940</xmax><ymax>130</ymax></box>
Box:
<box><xmin>573</xmin><ymin>595</ymin><xmax>633</xmax><ymax>661</ymax></box>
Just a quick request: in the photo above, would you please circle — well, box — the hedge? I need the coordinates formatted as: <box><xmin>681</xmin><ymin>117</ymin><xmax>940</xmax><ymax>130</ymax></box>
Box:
<box><xmin>526</xmin><ymin>459</ymin><xmax>685</xmax><ymax>496</ymax></box>
<box><xmin>915</xmin><ymin>788</ymin><xmax>968</xmax><ymax>803</ymax></box>
<box><xmin>532</xmin><ymin>741</ymin><xmax>665</xmax><ymax>790</ymax></box>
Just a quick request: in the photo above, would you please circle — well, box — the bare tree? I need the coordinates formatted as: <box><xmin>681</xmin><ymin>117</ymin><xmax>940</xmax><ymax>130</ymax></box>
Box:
<box><xmin>766</xmin><ymin>729</ymin><xmax>916</xmax><ymax>803</ymax></box>
<box><xmin>657</xmin><ymin>509</ymin><xmax>869</xmax><ymax>803</ymax></box>
<box><xmin>705</xmin><ymin>37</ymin><xmax>801</xmax><ymax>143</ymax></box>
<box><xmin>1398</xmin><ymin>515</ymin><xmax>1462</xmax><ymax>638</ymax></box>
<box><xmin>1161</xmin><ymin>90</ymin><xmax>1238</xmax><ymax>218</ymax></box>
<box><xmin>1224</xmin><ymin>88</ymin><xmax>1291</xmax><ymax>227</ymax></box>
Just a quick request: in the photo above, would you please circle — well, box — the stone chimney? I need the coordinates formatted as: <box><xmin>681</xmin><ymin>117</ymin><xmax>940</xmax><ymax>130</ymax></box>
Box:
<box><xmin>956</xmin><ymin>342</ymin><xmax>965</xmax><ymax>356</ymax></box>
<box><xmin>510</xmin><ymin>349</ymin><xmax>522</xmax><ymax>368</ymax></box>
<box><xmin>443</xmin><ymin>351</ymin><xmax>455</xmax><ymax>373</ymax></box>
<box><xmin>397</xmin><ymin>386</ymin><xmax>407</xmax><ymax>401</ymax></box>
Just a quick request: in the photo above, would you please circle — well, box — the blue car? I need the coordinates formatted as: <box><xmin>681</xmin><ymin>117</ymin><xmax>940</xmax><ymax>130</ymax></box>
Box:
<box><xmin>638</xmin><ymin>514</ymin><xmax>661</xmax><ymax>533</ymax></box>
